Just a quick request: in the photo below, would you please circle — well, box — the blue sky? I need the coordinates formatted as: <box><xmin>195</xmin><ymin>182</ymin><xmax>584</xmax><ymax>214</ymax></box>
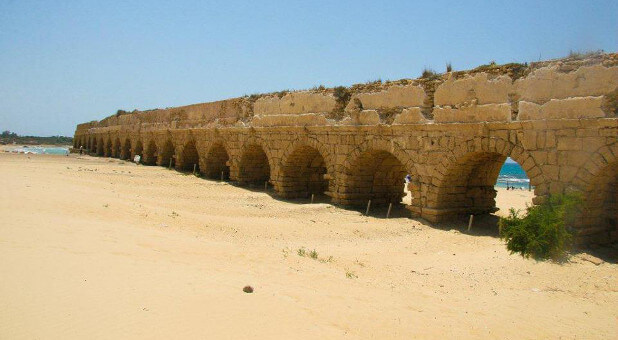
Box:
<box><xmin>0</xmin><ymin>0</ymin><xmax>616</xmax><ymax>136</ymax></box>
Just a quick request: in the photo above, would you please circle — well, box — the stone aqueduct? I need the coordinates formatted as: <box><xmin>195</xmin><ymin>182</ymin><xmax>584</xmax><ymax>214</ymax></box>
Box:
<box><xmin>74</xmin><ymin>54</ymin><xmax>618</xmax><ymax>245</ymax></box>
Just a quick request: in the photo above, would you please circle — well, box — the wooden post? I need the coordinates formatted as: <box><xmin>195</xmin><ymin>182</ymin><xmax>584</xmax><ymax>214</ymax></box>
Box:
<box><xmin>467</xmin><ymin>214</ymin><xmax>474</xmax><ymax>232</ymax></box>
<box><xmin>264</xmin><ymin>181</ymin><xmax>268</xmax><ymax>191</ymax></box>
<box><xmin>221</xmin><ymin>171</ymin><xmax>224</xmax><ymax>181</ymax></box>
<box><xmin>386</xmin><ymin>203</ymin><xmax>393</xmax><ymax>218</ymax></box>
<box><xmin>193</xmin><ymin>163</ymin><xmax>197</xmax><ymax>175</ymax></box>
<box><xmin>168</xmin><ymin>158</ymin><xmax>172</xmax><ymax>169</ymax></box>
<box><xmin>311</xmin><ymin>194</ymin><xmax>315</xmax><ymax>204</ymax></box>
<box><xmin>528</xmin><ymin>182</ymin><xmax>531</xmax><ymax>191</ymax></box>
<box><xmin>365</xmin><ymin>200</ymin><xmax>371</xmax><ymax>216</ymax></box>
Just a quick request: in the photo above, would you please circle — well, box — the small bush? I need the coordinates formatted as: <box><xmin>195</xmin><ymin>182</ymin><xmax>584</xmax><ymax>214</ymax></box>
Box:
<box><xmin>297</xmin><ymin>247</ymin><xmax>306</xmax><ymax>257</ymax></box>
<box><xmin>499</xmin><ymin>193</ymin><xmax>582</xmax><ymax>260</ymax></box>
<box><xmin>446</xmin><ymin>62</ymin><xmax>452</xmax><ymax>72</ymax></box>
<box><xmin>421</xmin><ymin>68</ymin><xmax>436</xmax><ymax>78</ymax></box>
<box><xmin>309</xmin><ymin>249</ymin><xmax>319</xmax><ymax>259</ymax></box>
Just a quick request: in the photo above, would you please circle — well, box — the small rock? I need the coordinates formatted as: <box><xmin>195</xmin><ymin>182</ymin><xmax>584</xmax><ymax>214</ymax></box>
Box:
<box><xmin>243</xmin><ymin>285</ymin><xmax>254</xmax><ymax>293</ymax></box>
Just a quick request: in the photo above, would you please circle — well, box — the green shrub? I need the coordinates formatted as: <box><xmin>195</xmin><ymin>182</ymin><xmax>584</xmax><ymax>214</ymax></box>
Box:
<box><xmin>499</xmin><ymin>193</ymin><xmax>582</xmax><ymax>260</ymax></box>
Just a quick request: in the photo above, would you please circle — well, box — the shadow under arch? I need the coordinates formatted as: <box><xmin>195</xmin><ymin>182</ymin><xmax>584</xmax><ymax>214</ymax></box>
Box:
<box><xmin>573</xmin><ymin>143</ymin><xmax>618</xmax><ymax>247</ymax></box>
<box><xmin>159</xmin><ymin>139</ymin><xmax>175</xmax><ymax>167</ymax></box>
<box><xmin>179</xmin><ymin>139</ymin><xmax>200</xmax><ymax>172</ymax></box>
<box><xmin>121</xmin><ymin>138</ymin><xmax>131</xmax><ymax>160</ymax></box>
<box><xmin>204</xmin><ymin>142</ymin><xmax>230</xmax><ymax>179</ymax></box>
<box><xmin>279</xmin><ymin>144</ymin><xmax>330</xmax><ymax>199</ymax></box>
<box><xmin>144</xmin><ymin>140</ymin><xmax>158</xmax><ymax>165</ymax></box>
<box><xmin>427</xmin><ymin>137</ymin><xmax>544</xmax><ymax>223</ymax></box>
<box><xmin>337</xmin><ymin>139</ymin><xmax>418</xmax><ymax>210</ymax></box>
<box><xmin>238</xmin><ymin>143</ymin><xmax>271</xmax><ymax>185</ymax></box>
<box><xmin>113</xmin><ymin>137</ymin><xmax>121</xmax><ymax>158</ymax></box>
<box><xmin>104</xmin><ymin>137</ymin><xmax>112</xmax><ymax>157</ymax></box>
<box><xmin>96</xmin><ymin>138</ymin><xmax>104</xmax><ymax>156</ymax></box>
<box><xmin>133</xmin><ymin>140</ymin><xmax>144</xmax><ymax>161</ymax></box>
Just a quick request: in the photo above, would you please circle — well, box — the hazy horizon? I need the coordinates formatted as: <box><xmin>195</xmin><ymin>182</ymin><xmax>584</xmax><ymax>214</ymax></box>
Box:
<box><xmin>1</xmin><ymin>0</ymin><xmax>616</xmax><ymax>136</ymax></box>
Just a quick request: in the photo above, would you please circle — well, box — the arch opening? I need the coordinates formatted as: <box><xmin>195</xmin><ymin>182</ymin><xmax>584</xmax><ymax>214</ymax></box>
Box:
<box><xmin>204</xmin><ymin>143</ymin><xmax>230</xmax><ymax>180</ymax></box>
<box><xmin>281</xmin><ymin>146</ymin><xmax>329</xmax><ymax>198</ymax></box>
<box><xmin>180</xmin><ymin>140</ymin><xmax>200</xmax><ymax>172</ymax></box>
<box><xmin>238</xmin><ymin>144</ymin><xmax>270</xmax><ymax>185</ymax></box>
<box><xmin>96</xmin><ymin>138</ymin><xmax>104</xmax><ymax>156</ymax></box>
<box><xmin>581</xmin><ymin>161</ymin><xmax>618</xmax><ymax>244</ymax></box>
<box><xmin>345</xmin><ymin>150</ymin><xmax>408</xmax><ymax>207</ymax></box>
<box><xmin>121</xmin><ymin>139</ymin><xmax>131</xmax><ymax>160</ymax></box>
<box><xmin>432</xmin><ymin>152</ymin><xmax>535</xmax><ymax>222</ymax></box>
<box><xmin>159</xmin><ymin>140</ymin><xmax>175</xmax><ymax>167</ymax></box>
<box><xmin>134</xmin><ymin>141</ymin><xmax>144</xmax><ymax>162</ymax></box>
<box><xmin>113</xmin><ymin>138</ymin><xmax>121</xmax><ymax>158</ymax></box>
<box><xmin>144</xmin><ymin>141</ymin><xmax>158</xmax><ymax>165</ymax></box>
<box><xmin>104</xmin><ymin>138</ymin><xmax>112</xmax><ymax>157</ymax></box>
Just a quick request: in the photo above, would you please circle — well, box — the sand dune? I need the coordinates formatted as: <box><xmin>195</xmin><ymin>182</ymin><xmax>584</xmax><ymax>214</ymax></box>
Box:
<box><xmin>0</xmin><ymin>152</ymin><xmax>616</xmax><ymax>339</ymax></box>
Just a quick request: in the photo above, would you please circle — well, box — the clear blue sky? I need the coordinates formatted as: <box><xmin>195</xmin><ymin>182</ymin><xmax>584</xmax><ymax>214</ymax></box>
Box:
<box><xmin>0</xmin><ymin>0</ymin><xmax>616</xmax><ymax>136</ymax></box>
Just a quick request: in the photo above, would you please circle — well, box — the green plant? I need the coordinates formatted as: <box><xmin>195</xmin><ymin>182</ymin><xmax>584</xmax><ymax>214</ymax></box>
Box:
<box><xmin>297</xmin><ymin>247</ymin><xmax>306</xmax><ymax>257</ymax></box>
<box><xmin>421</xmin><ymin>68</ymin><xmax>437</xmax><ymax>79</ymax></box>
<box><xmin>499</xmin><ymin>193</ymin><xmax>582</xmax><ymax>260</ymax></box>
<box><xmin>309</xmin><ymin>249</ymin><xmax>318</xmax><ymax>259</ymax></box>
<box><xmin>345</xmin><ymin>270</ymin><xmax>358</xmax><ymax>279</ymax></box>
<box><xmin>446</xmin><ymin>62</ymin><xmax>452</xmax><ymax>72</ymax></box>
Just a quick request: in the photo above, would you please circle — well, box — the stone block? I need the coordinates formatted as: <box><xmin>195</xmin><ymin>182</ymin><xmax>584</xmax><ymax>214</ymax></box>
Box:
<box><xmin>254</xmin><ymin>92</ymin><xmax>336</xmax><ymax>115</ymax></box>
<box><xmin>433</xmin><ymin>103</ymin><xmax>511</xmax><ymax>123</ymax></box>
<box><xmin>346</xmin><ymin>84</ymin><xmax>426</xmax><ymax>110</ymax></box>
<box><xmin>392</xmin><ymin>107</ymin><xmax>428</xmax><ymax>124</ymax></box>
<box><xmin>517</xmin><ymin>97</ymin><xmax>605</xmax><ymax>120</ymax></box>
<box><xmin>434</xmin><ymin>73</ymin><xmax>512</xmax><ymax>106</ymax></box>
<box><xmin>515</xmin><ymin>64</ymin><xmax>618</xmax><ymax>103</ymax></box>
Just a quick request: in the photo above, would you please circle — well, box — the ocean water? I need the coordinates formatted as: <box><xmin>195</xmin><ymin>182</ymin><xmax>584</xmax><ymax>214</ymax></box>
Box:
<box><xmin>7</xmin><ymin>146</ymin><xmax>69</xmax><ymax>155</ymax></box>
<box><xmin>496</xmin><ymin>158</ymin><xmax>530</xmax><ymax>189</ymax></box>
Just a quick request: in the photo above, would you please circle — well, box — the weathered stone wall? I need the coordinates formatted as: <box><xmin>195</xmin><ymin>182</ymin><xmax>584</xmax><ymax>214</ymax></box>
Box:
<box><xmin>74</xmin><ymin>53</ymin><xmax>618</xmax><ymax>245</ymax></box>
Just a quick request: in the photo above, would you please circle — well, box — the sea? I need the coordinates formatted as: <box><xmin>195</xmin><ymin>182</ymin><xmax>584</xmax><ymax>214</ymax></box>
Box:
<box><xmin>496</xmin><ymin>158</ymin><xmax>530</xmax><ymax>189</ymax></box>
<box><xmin>6</xmin><ymin>146</ymin><xmax>69</xmax><ymax>155</ymax></box>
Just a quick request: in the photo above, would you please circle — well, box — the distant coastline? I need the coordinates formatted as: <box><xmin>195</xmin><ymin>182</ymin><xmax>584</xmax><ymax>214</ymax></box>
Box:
<box><xmin>1</xmin><ymin>130</ymin><xmax>73</xmax><ymax>146</ymax></box>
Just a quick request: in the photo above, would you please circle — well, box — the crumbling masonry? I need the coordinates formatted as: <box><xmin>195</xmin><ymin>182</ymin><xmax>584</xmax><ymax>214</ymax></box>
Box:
<box><xmin>74</xmin><ymin>53</ymin><xmax>618</xmax><ymax>244</ymax></box>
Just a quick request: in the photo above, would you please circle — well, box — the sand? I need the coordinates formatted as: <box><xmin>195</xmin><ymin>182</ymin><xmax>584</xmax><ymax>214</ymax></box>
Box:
<box><xmin>0</xmin><ymin>152</ymin><xmax>616</xmax><ymax>339</ymax></box>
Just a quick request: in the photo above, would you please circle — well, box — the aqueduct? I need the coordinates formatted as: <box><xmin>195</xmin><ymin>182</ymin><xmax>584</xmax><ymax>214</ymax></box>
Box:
<box><xmin>74</xmin><ymin>53</ymin><xmax>618</xmax><ymax>245</ymax></box>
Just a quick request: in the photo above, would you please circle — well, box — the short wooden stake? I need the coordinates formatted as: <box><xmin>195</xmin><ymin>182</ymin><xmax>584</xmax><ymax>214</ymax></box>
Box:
<box><xmin>386</xmin><ymin>203</ymin><xmax>393</xmax><ymax>218</ymax></box>
<box><xmin>168</xmin><ymin>158</ymin><xmax>172</xmax><ymax>169</ymax></box>
<box><xmin>467</xmin><ymin>214</ymin><xmax>474</xmax><ymax>232</ymax></box>
<box><xmin>365</xmin><ymin>200</ymin><xmax>372</xmax><ymax>216</ymax></box>
<box><xmin>311</xmin><ymin>194</ymin><xmax>315</xmax><ymax>204</ymax></box>
<box><xmin>528</xmin><ymin>182</ymin><xmax>531</xmax><ymax>191</ymax></box>
<box><xmin>193</xmin><ymin>163</ymin><xmax>197</xmax><ymax>175</ymax></box>
<box><xmin>264</xmin><ymin>181</ymin><xmax>268</xmax><ymax>191</ymax></box>
<box><xmin>221</xmin><ymin>171</ymin><xmax>224</xmax><ymax>181</ymax></box>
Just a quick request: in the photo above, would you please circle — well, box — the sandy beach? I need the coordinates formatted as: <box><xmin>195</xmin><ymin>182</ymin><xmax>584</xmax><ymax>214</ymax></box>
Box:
<box><xmin>0</xmin><ymin>152</ymin><xmax>616</xmax><ymax>339</ymax></box>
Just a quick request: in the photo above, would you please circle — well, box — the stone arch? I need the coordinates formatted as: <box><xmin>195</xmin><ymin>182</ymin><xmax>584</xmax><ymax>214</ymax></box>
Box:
<box><xmin>426</xmin><ymin>136</ymin><xmax>545</xmax><ymax>221</ymax></box>
<box><xmin>121</xmin><ymin>138</ymin><xmax>131</xmax><ymax>160</ymax></box>
<box><xmin>133</xmin><ymin>140</ymin><xmax>144</xmax><ymax>161</ymax></box>
<box><xmin>237</xmin><ymin>143</ymin><xmax>272</xmax><ymax>185</ymax></box>
<box><xmin>144</xmin><ymin>140</ymin><xmax>158</xmax><ymax>165</ymax></box>
<box><xmin>337</xmin><ymin>138</ymin><xmax>418</xmax><ymax>207</ymax></box>
<box><xmin>96</xmin><ymin>138</ymin><xmax>104</xmax><ymax>156</ymax></box>
<box><xmin>179</xmin><ymin>139</ymin><xmax>200</xmax><ymax>172</ymax></box>
<box><xmin>277</xmin><ymin>138</ymin><xmax>334</xmax><ymax>199</ymax></box>
<box><xmin>204</xmin><ymin>141</ymin><xmax>230</xmax><ymax>179</ymax></box>
<box><xmin>113</xmin><ymin>137</ymin><xmax>121</xmax><ymax>158</ymax></box>
<box><xmin>159</xmin><ymin>139</ymin><xmax>175</xmax><ymax>167</ymax></box>
<box><xmin>572</xmin><ymin>143</ymin><xmax>617</xmax><ymax>244</ymax></box>
<box><xmin>104</xmin><ymin>137</ymin><xmax>112</xmax><ymax>157</ymax></box>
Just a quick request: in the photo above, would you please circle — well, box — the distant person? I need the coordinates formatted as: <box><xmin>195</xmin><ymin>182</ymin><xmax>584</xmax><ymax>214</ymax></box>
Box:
<box><xmin>405</xmin><ymin>174</ymin><xmax>411</xmax><ymax>183</ymax></box>
<box><xmin>134</xmin><ymin>155</ymin><xmax>141</xmax><ymax>164</ymax></box>
<box><xmin>79</xmin><ymin>145</ymin><xmax>83</xmax><ymax>155</ymax></box>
